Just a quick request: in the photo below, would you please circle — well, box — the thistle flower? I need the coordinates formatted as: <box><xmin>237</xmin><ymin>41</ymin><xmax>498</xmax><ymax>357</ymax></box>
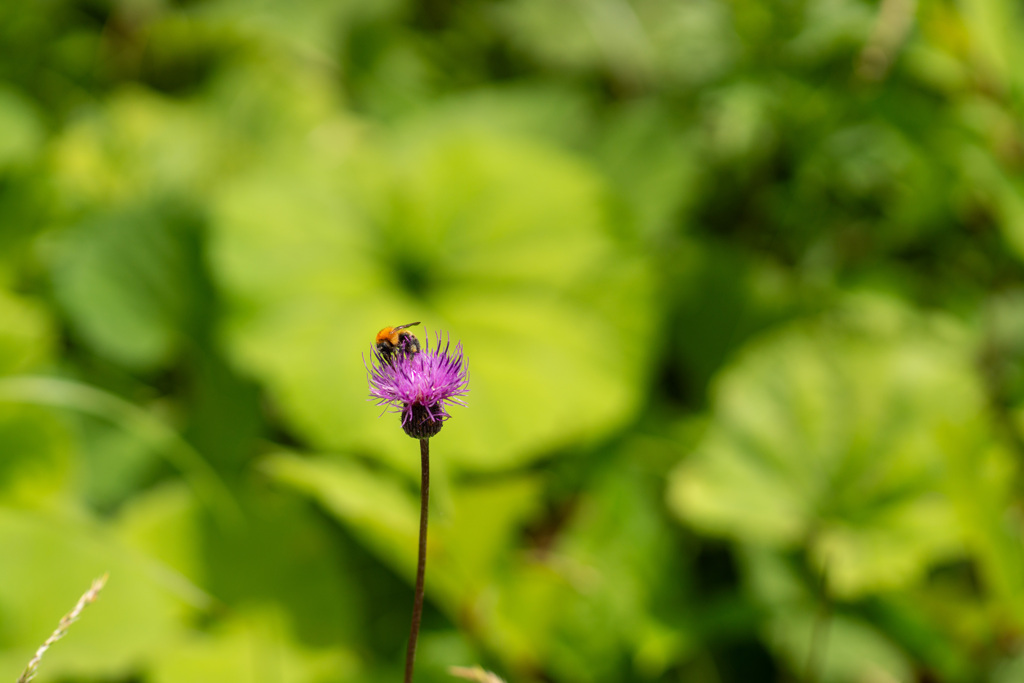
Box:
<box><xmin>367</xmin><ymin>333</ymin><xmax>469</xmax><ymax>439</ymax></box>
<box><xmin>365</xmin><ymin>328</ymin><xmax>469</xmax><ymax>683</ymax></box>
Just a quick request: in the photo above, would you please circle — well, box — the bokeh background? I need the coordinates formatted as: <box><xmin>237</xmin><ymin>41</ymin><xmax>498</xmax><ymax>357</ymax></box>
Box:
<box><xmin>2</xmin><ymin>0</ymin><xmax>1024</xmax><ymax>681</ymax></box>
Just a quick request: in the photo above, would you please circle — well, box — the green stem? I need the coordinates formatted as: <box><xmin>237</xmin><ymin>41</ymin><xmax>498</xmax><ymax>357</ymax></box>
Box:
<box><xmin>404</xmin><ymin>438</ymin><xmax>430</xmax><ymax>683</ymax></box>
<box><xmin>0</xmin><ymin>376</ymin><xmax>239</xmax><ymax>527</ymax></box>
<box><xmin>805</xmin><ymin>555</ymin><xmax>830</xmax><ymax>683</ymax></box>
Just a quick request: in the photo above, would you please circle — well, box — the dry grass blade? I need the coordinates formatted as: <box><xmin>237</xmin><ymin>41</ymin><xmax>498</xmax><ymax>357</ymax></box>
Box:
<box><xmin>449</xmin><ymin>665</ymin><xmax>507</xmax><ymax>683</ymax></box>
<box><xmin>17</xmin><ymin>574</ymin><xmax>109</xmax><ymax>683</ymax></box>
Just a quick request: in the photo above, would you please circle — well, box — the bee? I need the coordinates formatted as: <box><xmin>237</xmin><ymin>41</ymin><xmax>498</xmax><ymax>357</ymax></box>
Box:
<box><xmin>375</xmin><ymin>322</ymin><xmax>421</xmax><ymax>365</ymax></box>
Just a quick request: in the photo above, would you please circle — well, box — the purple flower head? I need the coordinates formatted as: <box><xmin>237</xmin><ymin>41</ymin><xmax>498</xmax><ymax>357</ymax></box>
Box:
<box><xmin>367</xmin><ymin>332</ymin><xmax>469</xmax><ymax>439</ymax></box>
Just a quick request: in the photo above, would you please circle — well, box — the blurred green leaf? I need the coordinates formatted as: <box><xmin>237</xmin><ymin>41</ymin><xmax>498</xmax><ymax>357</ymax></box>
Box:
<box><xmin>200</xmin><ymin>487</ymin><xmax>366</xmax><ymax>648</ymax></box>
<box><xmin>994</xmin><ymin>650</ymin><xmax>1024</xmax><ymax>683</ymax></box>
<box><xmin>0</xmin><ymin>289</ymin><xmax>53</xmax><ymax>375</ymax></box>
<box><xmin>595</xmin><ymin>99</ymin><xmax>698</xmax><ymax>241</ymax></box>
<box><xmin>262</xmin><ymin>453</ymin><xmax>419</xmax><ymax>577</ymax></box>
<box><xmin>49</xmin><ymin>203</ymin><xmax>204</xmax><ymax>369</ymax></box>
<box><xmin>74</xmin><ymin>416</ymin><xmax>165</xmax><ymax>510</ymax></box>
<box><xmin>740</xmin><ymin>546</ymin><xmax>913</xmax><ymax>683</ymax></box>
<box><xmin>959</xmin><ymin>0</ymin><xmax>1024</xmax><ymax>91</ymax></box>
<box><xmin>0</xmin><ymin>404</ymin><xmax>72</xmax><ymax>506</ymax></box>
<box><xmin>440</xmin><ymin>473</ymin><xmax>544</xmax><ymax>599</ymax></box>
<box><xmin>785</xmin><ymin>0</ymin><xmax>873</xmax><ymax>63</ymax></box>
<box><xmin>0</xmin><ymin>376</ymin><xmax>239</xmax><ymax>525</ymax></box>
<box><xmin>700</xmin><ymin>82</ymin><xmax>777</xmax><ymax>166</ymax></box>
<box><xmin>539</xmin><ymin>457</ymin><xmax>694</xmax><ymax>681</ymax></box>
<box><xmin>115</xmin><ymin>483</ymin><xmax>208</xmax><ymax>603</ymax></box>
<box><xmin>49</xmin><ymin>89</ymin><xmax>224</xmax><ymax>209</ymax></box>
<box><xmin>494</xmin><ymin>0</ymin><xmax>737</xmax><ymax>89</ymax></box>
<box><xmin>212</xmin><ymin>122</ymin><xmax>656</xmax><ymax>473</ymax></box>
<box><xmin>0</xmin><ymin>84</ymin><xmax>44</xmax><ymax>170</ymax></box>
<box><xmin>0</xmin><ymin>509</ymin><xmax>192</xmax><ymax>680</ymax></box>
<box><xmin>148</xmin><ymin>608</ymin><xmax>359</xmax><ymax>683</ymax></box>
<box><xmin>195</xmin><ymin>0</ymin><xmax>387</xmax><ymax>58</ymax></box>
<box><xmin>667</xmin><ymin>239</ymin><xmax>798</xmax><ymax>398</ymax></box>
<box><xmin>969</xmin><ymin>149</ymin><xmax>1024</xmax><ymax>264</ymax></box>
<box><xmin>942</xmin><ymin>413</ymin><xmax>1024</xmax><ymax>625</ymax></box>
<box><xmin>669</xmin><ymin>298</ymin><xmax>986</xmax><ymax>597</ymax></box>
<box><xmin>262</xmin><ymin>452</ymin><xmax>542</xmax><ymax>617</ymax></box>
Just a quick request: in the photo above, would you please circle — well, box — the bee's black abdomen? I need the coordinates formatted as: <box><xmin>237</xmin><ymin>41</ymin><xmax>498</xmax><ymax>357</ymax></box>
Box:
<box><xmin>399</xmin><ymin>332</ymin><xmax>421</xmax><ymax>356</ymax></box>
<box><xmin>377</xmin><ymin>332</ymin><xmax>419</xmax><ymax>367</ymax></box>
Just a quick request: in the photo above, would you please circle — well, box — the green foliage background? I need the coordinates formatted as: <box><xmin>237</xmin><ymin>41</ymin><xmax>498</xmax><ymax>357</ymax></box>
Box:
<box><xmin>1</xmin><ymin>0</ymin><xmax>1024</xmax><ymax>681</ymax></box>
